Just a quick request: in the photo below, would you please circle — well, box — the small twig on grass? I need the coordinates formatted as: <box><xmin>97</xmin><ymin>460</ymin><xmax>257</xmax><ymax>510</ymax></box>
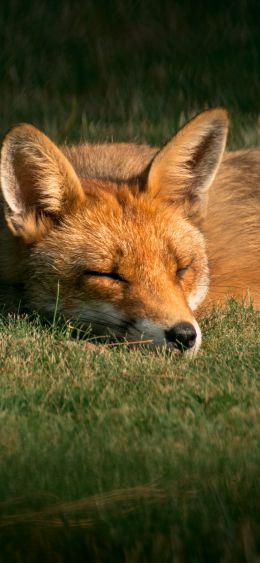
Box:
<box><xmin>102</xmin><ymin>339</ymin><xmax>153</xmax><ymax>348</ymax></box>
<box><xmin>52</xmin><ymin>281</ymin><xmax>60</xmax><ymax>327</ymax></box>
<box><xmin>84</xmin><ymin>339</ymin><xmax>154</xmax><ymax>350</ymax></box>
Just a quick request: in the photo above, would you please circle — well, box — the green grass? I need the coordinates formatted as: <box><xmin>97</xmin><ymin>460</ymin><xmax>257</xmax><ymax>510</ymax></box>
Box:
<box><xmin>1</xmin><ymin>1</ymin><xmax>260</xmax><ymax>561</ymax></box>
<box><xmin>0</xmin><ymin>303</ymin><xmax>259</xmax><ymax>561</ymax></box>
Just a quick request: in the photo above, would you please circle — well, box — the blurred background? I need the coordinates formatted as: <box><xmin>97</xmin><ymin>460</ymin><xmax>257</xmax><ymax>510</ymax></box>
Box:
<box><xmin>1</xmin><ymin>0</ymin><xmax>260</xmax><ymax>146</ymax></box>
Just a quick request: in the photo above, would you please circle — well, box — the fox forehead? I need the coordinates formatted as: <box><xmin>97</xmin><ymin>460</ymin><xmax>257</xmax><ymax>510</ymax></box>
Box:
<box><xmin>46</xmin><ymin>183</ymin><xmax>199</xmax><ymax>268</ymax></box>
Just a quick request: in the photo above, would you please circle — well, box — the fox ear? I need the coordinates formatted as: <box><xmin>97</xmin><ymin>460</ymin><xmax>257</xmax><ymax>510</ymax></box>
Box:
<box><xmin>147</xmin><ymin>108</ymin><xmax>228</xmax><ymax>220</ymax></box>
<box><xmin>0</xmin><ymin>124</ymin><xmax>85</xmax><ymax>242</ymax></box>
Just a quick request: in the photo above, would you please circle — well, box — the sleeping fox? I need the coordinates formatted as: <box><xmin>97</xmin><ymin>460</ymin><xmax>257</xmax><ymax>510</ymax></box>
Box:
<box><xmin>0</xmin><ymin>109</ymin><xmax>259</xmax><ymax>353</ymax></box>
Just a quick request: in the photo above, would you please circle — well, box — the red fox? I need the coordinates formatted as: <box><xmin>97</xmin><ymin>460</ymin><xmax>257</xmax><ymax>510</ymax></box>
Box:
<box><xmin>0</xmin><ymin>109</ymin><xmax>259</xmax><ymax>353</ymax></box>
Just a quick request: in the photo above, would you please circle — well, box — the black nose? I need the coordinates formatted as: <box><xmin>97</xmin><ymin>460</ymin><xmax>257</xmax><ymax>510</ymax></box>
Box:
<box><xmin>165</xmin><ymin>322</ymin><xmax>197</xmax><ymax>351</ymax></box>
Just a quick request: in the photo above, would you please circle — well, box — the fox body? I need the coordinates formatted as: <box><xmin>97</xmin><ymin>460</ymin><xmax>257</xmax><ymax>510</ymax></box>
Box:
<box><xmin>0</xmin><ymin>109</ymin><xmax>259</xmax><ymax>353</ymax></box>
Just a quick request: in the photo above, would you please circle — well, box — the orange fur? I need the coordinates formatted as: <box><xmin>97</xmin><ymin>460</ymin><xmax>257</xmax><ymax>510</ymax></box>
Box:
<box><xmin>0</xmin><ymin>109</ymin><xmax>259</xmax><ymax>352</ymax></box>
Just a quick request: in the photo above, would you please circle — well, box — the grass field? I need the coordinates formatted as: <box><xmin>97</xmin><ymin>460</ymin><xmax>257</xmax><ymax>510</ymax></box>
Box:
<box><xmin>0</xmin><ymin>1</ymin><xmax>260</xmax><ymax>561</ymax></box>
<box><xmin>0</xmin><ymin>303</ymin><xmax>259</xmax><ymax>562</ymax></box>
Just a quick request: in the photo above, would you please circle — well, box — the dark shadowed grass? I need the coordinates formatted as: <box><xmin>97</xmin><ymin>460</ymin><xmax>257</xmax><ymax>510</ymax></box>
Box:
<box><xmin>1</xmin><ymin>0</ymin><xmax>260</xmax><ymax>147</ymax></box>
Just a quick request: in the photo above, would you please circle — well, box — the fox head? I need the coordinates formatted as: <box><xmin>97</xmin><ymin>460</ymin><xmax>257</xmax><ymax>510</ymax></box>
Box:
<box><xmin>0</xmin><ymin>109</ymin><xmax>228</xmax><ymax>353</ymax></box>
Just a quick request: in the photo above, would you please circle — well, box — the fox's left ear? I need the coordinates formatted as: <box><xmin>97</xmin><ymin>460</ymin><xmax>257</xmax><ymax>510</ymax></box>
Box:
<box><xmin>0</xmin><ymin>124</ymin><xmax>85</xmax><ymax>242</ymax></box>
<box><xmin>147</xmin><ymin>108</ymin><xmax>229</xmax><ymax>220</ymax></box>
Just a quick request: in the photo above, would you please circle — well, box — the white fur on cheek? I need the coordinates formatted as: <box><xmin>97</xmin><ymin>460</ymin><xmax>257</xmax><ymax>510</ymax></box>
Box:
<box><xmin>188</xmin><ymin>270</ymin><xmax>209</xmax><ymax>311</ymax></box>
<box><xmin>190</xmin><ymin>319</ymin><xmax>202</xmax><ymax>356</ymax></box>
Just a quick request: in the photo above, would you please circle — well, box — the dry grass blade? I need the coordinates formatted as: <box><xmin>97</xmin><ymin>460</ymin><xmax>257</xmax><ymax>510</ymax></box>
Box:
<box><xmin>103</xmin><ymin>340</ymin><xmax>154</xmax><ymax>348</ymax></box>
<box><xmin>0</xmin><ymin>482</ymin><xmax>165</xmax><ymax>528</ymax></box>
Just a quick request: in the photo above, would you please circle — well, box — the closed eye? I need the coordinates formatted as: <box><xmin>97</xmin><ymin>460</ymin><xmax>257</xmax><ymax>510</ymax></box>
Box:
<box><xmin>176</xmin><ymin>263</ymin><xmax>192</xmax><ymax>279</ymax></box>
<box><xmin>84</xmin><ymin>270</ymin><xmax>126</xmax><ymax>282</ymax></box>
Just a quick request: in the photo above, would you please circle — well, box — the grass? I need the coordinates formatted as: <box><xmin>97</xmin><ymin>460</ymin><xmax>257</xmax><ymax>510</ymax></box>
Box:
<box><xmin>0</xmin><ymin>303</ymin><xmax>259</xmax><ymax>561</ymax></box>
<box><xmin>1</xmin><ymin>0</ymin><xmax>260</xmax><ymax>147</ymax></box>
<box><xmin>1</xmin><ymin>1</ymin><xmax>260</xmax><ymax>561</ymax></box>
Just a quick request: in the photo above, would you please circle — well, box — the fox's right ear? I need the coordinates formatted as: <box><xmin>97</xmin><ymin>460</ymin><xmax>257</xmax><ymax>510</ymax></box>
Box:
<box><xmin>0</xmin><ymin>124</ymin><xmax>85</xmax><ymax>242</ymax></box>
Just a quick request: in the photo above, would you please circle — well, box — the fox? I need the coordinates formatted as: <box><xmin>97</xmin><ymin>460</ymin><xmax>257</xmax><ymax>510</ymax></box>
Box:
<box><xmin>0</xmin><ymin>108</ymin><xmax>259</xmax><ymax>354</ymax></box>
